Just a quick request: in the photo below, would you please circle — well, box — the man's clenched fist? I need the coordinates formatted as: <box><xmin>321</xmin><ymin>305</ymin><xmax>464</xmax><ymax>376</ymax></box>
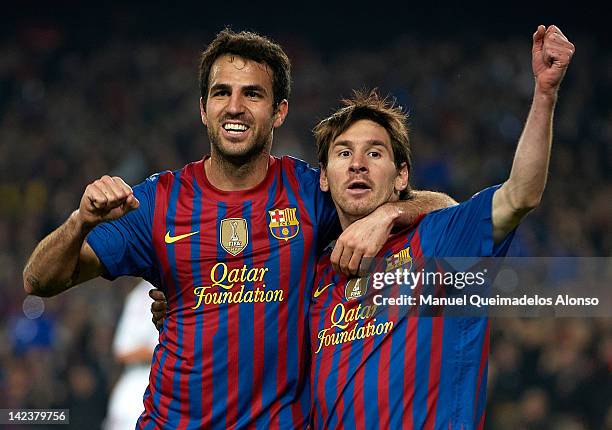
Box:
<box><xmin>532</xmin><ymin>25</ymin><xmax>575</xmax><ymax>96</ymax></box>
<box><xmin>77</xmin><ymin>175</ymin><xmax>139</xmax><ymax>228</ymax></box>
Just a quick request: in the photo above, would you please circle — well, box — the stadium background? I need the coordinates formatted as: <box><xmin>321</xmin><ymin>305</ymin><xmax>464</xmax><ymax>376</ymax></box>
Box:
<box><xmin>1</xmin><ymin>2</ymin><xmax>610</xmax><ymax>429</ymax></box>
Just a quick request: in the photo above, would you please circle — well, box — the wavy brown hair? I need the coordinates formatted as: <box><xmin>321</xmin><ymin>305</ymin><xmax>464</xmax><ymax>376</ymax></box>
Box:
<box><xmin>313</xmin><ymin>89</ymin><xmax>412</xmax><ymax>197</ymax></box>
<box><xmin>199</xmin><ymin>29</ymin><xmax>291</xmax><ymax>110</ymax></box>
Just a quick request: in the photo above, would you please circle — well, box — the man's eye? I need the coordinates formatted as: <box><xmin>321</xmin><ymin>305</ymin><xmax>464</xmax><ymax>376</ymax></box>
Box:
<box><xmin>246</xmin><ymin>91</ymin><xmax>260</xmax><ymax>98</ymax></box>
<box><xmin>338</xmin><ymin>150</ymin><xmax>351</xmax><ymax>157</ymax></box>
<box><xmin>213</xmin><ymin>90</ymin><xmax>229</xmax><ymax>97</ymax></box>
<box><xmin>368</xmin><ymin>151</ymin><xmax>381</xmax><ymax>158</ymax></box>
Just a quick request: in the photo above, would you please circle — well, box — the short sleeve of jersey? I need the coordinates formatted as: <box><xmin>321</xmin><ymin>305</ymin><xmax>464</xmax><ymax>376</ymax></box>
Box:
<box><xmin>418</xmin><ymin>185</ymin><xmax>515</xmax><ymax>257</ymax></box>
<box><xmin>314</xmin><ymin>186</ymin><xmax>340</xmax><ymax>253</ymax></box>
<box><xmin>86</xmin><ymin>175</ymin><xmax>157</xmax><ymax>281</ymax></box>
<box><xmin>288</xmin><ymin>157</ymin><xmax>340</xmax><ymax>253</ymax></box>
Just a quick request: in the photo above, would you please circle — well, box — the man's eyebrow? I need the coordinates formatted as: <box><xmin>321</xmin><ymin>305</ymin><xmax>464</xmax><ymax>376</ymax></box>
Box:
<box><xmin>243</xmin><ymin>85</ymin><xmax>267</xmax><ymax>95</ymax></box>
<box><xmin>209</xmin><ymin>83</ymin><xmax>231</xmax><ymax>93</ymax></box>
<box><xmin>209</xmin><ymin>83</ymin><xmax>268</xmax><ymax>95</ymax></box>
<box><xmin>332</xmin><ymin>140</ymin><xmax>351</xmax><ymax>147</ymax></box>
<box><xmin>332</xmin><ymin>139</ymin><xmax>387</xmax><ymax>147</ymax></box>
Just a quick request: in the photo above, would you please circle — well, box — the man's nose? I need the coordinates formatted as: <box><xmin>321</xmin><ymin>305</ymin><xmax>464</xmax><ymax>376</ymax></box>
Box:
<box><xmin>226</xmin><ymin>93</ymin><xmax>245</xmax><ymax>115</ymax></box>
<box><xmin>349</xmin><ymin>154</ymin><xmax>368</xmax><ymax>174</ymax></box>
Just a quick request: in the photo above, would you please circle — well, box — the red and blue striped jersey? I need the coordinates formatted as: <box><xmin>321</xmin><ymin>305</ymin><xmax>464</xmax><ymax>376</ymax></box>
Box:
<box><xmin>309</xmin><ymin>186</ymin><xmax>515</xmax><ymax>430</ymax></box>
<box><xmin>87</xmin><ymin>155</ymin><xmax>339</xmax><ymax>429</ymax></box>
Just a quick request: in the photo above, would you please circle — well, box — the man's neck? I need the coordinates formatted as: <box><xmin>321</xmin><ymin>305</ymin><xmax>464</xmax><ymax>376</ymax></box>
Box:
<box><xmin>205</xmin><ymin>152</ymin><xmax>271</xmax><ymax>191</ymax></box>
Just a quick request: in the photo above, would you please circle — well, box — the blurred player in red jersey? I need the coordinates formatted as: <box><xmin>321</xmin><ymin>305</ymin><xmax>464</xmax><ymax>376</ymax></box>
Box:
<box><xmin>23</xmin><ymin>30</ymin><xmax>454</xmax><ymax>429</ymax></box>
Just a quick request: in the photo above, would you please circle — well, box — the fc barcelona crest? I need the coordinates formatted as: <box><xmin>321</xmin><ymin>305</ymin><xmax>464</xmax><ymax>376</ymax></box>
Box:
<box><xmin>385</xmin><ymin>246</ymin><xmax>413</xmax><ymax>272</ymax></box>
<box><xmin>220</xmin><ymin>218</ymin><xmax>248</xmax><ymax>256</ymax></box>
<box><xmin>268</xmin><ymin>207</ymin><xmax>300</xmax><ymax>241</ymax></box>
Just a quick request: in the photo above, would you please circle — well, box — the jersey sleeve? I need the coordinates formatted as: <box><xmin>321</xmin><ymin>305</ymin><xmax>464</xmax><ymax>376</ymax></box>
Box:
<box><xmin>86</xmin><ymin>175</ymin><xmax>157</xmax><ymax>281</ymax></box>
<box><xmin>287</xmin><ymin>157</ymin><xmax>340</xmax><ymax>254</ymax></box>
<box><xmin>418</xmin><ymin>185</ymin><xmax>515</xmax><ymax>257</ymax></box>
<box><xmin>314</xmin><ymin>185</ymin><xmax>341</xmax><ymax>253</ymax></box>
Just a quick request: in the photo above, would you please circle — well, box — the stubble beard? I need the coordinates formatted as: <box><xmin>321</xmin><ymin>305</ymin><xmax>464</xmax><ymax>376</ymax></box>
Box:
<box><xmin>208</xmin><ymin>124</ymin><xmax>273</xmax><ymax>170</ymax></box>
<box><xmin>344</xmin><ymin>200</ymin><xmax>377</xmax><ymax>220</ymax></box>
<box><xmin>335</xmin><ymin>186</ymin><xmax>397</xmax><ymax>224</ymax></box>
<box><xmin>333</xmin><ymin>189</ymin><xmax>378</xmax><ymax>224</ymax></box>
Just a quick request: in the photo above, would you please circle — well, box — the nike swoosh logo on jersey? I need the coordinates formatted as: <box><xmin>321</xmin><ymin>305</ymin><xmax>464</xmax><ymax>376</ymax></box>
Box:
<box><xmin>313</xmin><ymin>283</ymin><xmax>335</xmax><ymax>298</ymax></box>
<box><xmin>164</xmin><ymin>231</ymin><xmax>200</xmax><ymax>244</ymax></box>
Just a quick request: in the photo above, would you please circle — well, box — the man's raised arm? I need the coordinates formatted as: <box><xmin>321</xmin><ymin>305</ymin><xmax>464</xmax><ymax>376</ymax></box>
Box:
<box><xmin>23</xmin><ymin>175</ymin><xmax>139</xmax><ymax>297</ymax></box>
<box><xmin>493</xmin><ymin>25</ymin><xmax>574</xmax><ymax>242</ymax></box>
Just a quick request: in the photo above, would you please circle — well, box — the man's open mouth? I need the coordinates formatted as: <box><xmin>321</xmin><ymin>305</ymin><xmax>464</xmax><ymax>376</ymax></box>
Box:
<box><xmin>222</xmin><ymin>122</ymin><xmax>250</xmax><ymax>134</ymax></box>
<box><xmin>347</xmin><ymin>180</ymin><xmax>372</xmax><ymax>191</ymax></box>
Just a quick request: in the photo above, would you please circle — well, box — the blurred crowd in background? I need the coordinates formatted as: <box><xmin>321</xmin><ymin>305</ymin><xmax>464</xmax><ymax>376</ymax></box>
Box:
<box><xmin>0</xmin><ymin>13</ymin><xmax>610</xmax><ymax>430</ymax></box>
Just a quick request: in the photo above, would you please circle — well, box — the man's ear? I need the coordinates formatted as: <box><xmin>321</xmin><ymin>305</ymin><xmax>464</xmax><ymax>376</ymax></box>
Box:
<box><xmin>200</xmin><ymin>97</ymin><xmax>208</xmax><ymax>127</ymax></box>
<box><xmin>319</xmin><ymin>165</ymin><xmax>329</xmax><ymax>192</ymax></box>
<box><xmin>394</xmin><ymin>162</ymin><xmax>409</xmax><ymax>192</ymax></box>
<box><xmin>273</xmin><ymin>99</ymin><xmax>289</xmax><ymax>128</ymax></box>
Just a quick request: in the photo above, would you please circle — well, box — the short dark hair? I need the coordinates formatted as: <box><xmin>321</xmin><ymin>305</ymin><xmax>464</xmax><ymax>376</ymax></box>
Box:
<box><xmin>313</xmin><ymin>89</ymin><xmax>412</xmax><ymax>197</ymax></box>
<box><xmin>199</xmin><ymin>29</ymin><xmax>291</xmax><ymax>109</ymax></box>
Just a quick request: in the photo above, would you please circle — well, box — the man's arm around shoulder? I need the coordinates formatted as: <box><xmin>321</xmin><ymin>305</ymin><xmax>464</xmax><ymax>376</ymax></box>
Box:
<box><xmin>332</xmin><ymin>190</ymin><xmax>456</xmax><ymax>275</ymax></box>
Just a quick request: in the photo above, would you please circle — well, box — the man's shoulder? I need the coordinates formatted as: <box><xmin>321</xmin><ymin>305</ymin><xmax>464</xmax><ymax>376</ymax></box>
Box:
<box><xmin>138</xmin><ymin>164</ymin><xmax>188</xmax><ymax>184</ymax></box>
<box><xmin>418</xmin><ymin>185</ymin><xmax>501</xmax><ymax>227</ymax></box>
<box><xmin>278</xmin><ymin>156</ymin><xmax>321</xmax><ymax>181</ymax></box>
<box><xmin>141</xmin><ymin>160</ymin><xmax>204</xmax><ymax>189</ymax></box>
